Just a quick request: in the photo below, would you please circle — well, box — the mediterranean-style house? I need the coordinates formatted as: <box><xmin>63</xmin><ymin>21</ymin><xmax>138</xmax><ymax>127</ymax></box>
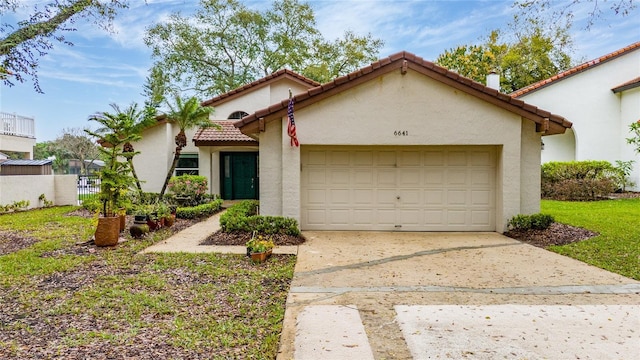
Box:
<box><xmin>512</xmin><ymin>41</ymin><xmax>640</xmax><ymax>189</ymax></box>
<box><xmin>135</xmin><ymin>51</ymin><xmax>571</xmax><ymax>233</ymax></box>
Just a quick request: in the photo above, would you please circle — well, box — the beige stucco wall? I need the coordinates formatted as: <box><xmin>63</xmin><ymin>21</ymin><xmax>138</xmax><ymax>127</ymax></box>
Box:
<box><xmin>0</xmin><ymin>174</ymin><xmax>76</xmax><ymax>208</ymax></box>
<box><xmin>134</xmin><ymin>78</ymin><xmax>314</xmax><ymax>194</ymax></box>
<box><xmin>0</xmin><ymin>134</ymin><xmax>35</xmax><ymax>159</ymax></box>
<box><xmin>258</xmin><ymin>69</ymin><xmax>542</xmax><ymax>232</ymax></box>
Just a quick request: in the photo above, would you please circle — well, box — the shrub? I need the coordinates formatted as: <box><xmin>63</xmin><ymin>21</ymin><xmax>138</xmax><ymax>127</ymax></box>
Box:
<box><xmin>175</xmin><ymin>199</ymin><xmax>223</xmax><ymax>219</ymax></box>
<box><xmin>220</xmin><ymin>200</ymin><xmax>300</xmax><ymax>236</ymax></box>
<box><xmin>541</xmin><ymin>161</ymin><xmax>617</xmax><ymax>200</ymax></box>
<box><xmin>612</xmin><ymin>160</ymin><xmax>636</xmax><ymax>192</ymax></box>
<box><xmin>168</xmin><ymin>175</ymin><xmax>208</xmax><ymax>205</ymax></box>
<box><xmin>508</xmin><ymin>213</ymin><xmax>554</xmax><ymax>231</ymax></box>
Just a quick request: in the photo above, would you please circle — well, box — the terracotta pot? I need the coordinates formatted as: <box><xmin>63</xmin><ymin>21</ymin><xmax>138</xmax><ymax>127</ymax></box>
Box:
<box><xmin>250</xmin><ymin>249</ymin><xmax>273</xmax><ymax>263</ymax></box>
<box><xmin>163</xmin><ymin>215</ymin><xmax>175</xmax><ymax>227</ymax></box>
<box><xmin>95</xmin><ymin>216</ymin><xmax>120</xmax><ymax>247</ymax></box>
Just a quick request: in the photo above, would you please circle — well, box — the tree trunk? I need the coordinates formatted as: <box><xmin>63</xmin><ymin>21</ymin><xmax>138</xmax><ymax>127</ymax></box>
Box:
<box><xmin>159</xmin><ymin>145</ymin><xmax>182</xmax><ymax>199</ymax></box>
<box><xmin>128</xmin><ymin>158</ymin><xmax>143</xmax><ymax>194</ymax></box>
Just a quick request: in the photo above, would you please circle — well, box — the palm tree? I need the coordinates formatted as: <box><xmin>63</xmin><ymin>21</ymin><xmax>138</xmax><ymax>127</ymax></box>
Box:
<box><xmin>90</xmin><ymin>103</ymin><xmax>155</xmax><ymax>193</ymax></box>
<box><xmin>158</xmin><ymin>95</ymin><xmax>216</xmax><ymax>198</ymax></box>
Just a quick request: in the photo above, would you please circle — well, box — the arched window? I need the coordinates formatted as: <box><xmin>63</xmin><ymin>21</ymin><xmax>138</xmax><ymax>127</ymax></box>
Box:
<box><xmin>228</xmin><ymin>111</ymin><xmax>248</xmax><ymax>120</ymax></box>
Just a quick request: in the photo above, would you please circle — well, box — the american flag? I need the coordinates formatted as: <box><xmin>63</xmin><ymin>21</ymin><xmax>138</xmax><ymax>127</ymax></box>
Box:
<box><xmin>287</xmin><ymin>97</ymin><xmax>299</xmax><ymax>147</ymax></box>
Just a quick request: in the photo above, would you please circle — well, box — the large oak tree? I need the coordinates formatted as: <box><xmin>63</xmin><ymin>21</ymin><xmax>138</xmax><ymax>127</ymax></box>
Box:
<box><xmin>144</xmin><ymin>0</ymin><xmax>383</xmax><ymax>98</ymax></box>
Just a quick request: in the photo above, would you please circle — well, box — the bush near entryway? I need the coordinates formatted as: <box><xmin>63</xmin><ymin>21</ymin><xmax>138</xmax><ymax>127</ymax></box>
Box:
<box><xmin>220</xmin><ymin>200</ymin><xmax>300</xmax><ymax>236</ymax></box>
<box><xmin>541</xmin><ymin>161</ymin><xmax>617</xmax><ymax>200</ymax></box>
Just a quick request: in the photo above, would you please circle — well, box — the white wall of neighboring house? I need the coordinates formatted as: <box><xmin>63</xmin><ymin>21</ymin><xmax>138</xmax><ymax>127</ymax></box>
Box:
<box><xmin>518</xmin><ymin>47</ymin><xmax>640</xmax><ymax>190</ymax></box>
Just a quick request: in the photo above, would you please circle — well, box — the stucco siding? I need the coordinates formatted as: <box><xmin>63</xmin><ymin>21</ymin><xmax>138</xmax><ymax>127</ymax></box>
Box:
<box><xmin>259</xmin><ymin>120</ymin><xmax>283</xmax><ymax>216</ymax></box>
<box><xmin>519</xmin><ymin>48</ymin><xmax>640</xmax><ymax>190</ymax></box>
<box><xmin>259</xmin><ymin>69</ymin><xmax>536</xmax><ymax>232</ymax></box>
<box><xmin>133</xmin><ymin>122</ymin><xmax>173</xmax><ymax>192</ymax></box>
<box><xmin>0</xmin><ymin>134</ymin><xmax>35</xmax><ymax>159</ymax></box>
<box><xmin>520</xmin><ymin>119</ymin><xmax>542</xmax><ymax>216</ymax></box>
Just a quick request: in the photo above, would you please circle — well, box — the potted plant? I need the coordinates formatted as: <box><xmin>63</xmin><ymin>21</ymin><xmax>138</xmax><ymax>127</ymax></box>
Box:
<box><xmin>246</xmin><ymin>233</ymin><xmax>275</xmax><ymax>263</ymax></box>
<box><xmin>86</xmin><ymin>107</ymin><xmax>137</xmax><ymax>246</ymax></box>
<box><xmin>157</xmin><ymin>202</ymin><xmax>175</xmax><ymax>227</ymax></box>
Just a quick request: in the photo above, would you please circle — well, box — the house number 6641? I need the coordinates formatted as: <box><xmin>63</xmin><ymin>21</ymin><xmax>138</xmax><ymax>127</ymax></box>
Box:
<box><xmin>394</xmin><ymin>130</ymin><xmax>409</xmax><ymax>136</ymax></box>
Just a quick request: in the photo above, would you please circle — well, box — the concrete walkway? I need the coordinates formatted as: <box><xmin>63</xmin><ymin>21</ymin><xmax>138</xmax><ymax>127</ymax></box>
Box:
<box><xmin>140</xmin><ymin>218</ymin><xmax>640</xmax><ymax>359</ymax></box>
<box><xmin>140</xmin><ymin>211</ymin><xmax>298</xmax><ymax>255</ymax></box>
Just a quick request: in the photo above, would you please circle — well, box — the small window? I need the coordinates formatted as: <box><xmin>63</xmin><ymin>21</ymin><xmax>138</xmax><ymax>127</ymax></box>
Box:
<box><xmin>175</xmin><ymin>154</ymin><xmax>198</xmax><ymax>176</ymax></box>
<box><xmin>228</xmin><ymin>111</ymin><xmax>248</xmax><ymax>120</ymax></box>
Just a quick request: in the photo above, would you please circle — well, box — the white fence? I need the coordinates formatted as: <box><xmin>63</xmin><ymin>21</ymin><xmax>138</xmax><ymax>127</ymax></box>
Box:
<box><xmin>0</xmin><ymin>175</ymin><xmax>77</xmax><ymax>209</ymax></box>
<box><xmin>1</xmin><ymin>112</ymin><xmax>36</xmax><ymax>138</ymax></box>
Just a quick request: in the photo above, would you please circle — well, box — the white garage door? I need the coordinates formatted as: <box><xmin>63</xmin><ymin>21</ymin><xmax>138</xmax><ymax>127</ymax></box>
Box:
<box><xmin>301</xmin><ymin>146</ymin><xmax>496</xmax><ymax>231</ymax></box>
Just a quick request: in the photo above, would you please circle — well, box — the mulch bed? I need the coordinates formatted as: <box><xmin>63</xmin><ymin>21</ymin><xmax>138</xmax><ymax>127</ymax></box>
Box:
<box><xmin>504</xmin><ymin>222</ymin><xmax>598</xmax><ymax>248</ymax></box>
<box><xmin>201</xmin><ymin>230</ymin><xmax>306</xmax><ymax>246</ymax></box>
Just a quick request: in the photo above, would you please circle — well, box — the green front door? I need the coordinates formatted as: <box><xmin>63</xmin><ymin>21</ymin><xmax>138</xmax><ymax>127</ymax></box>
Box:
<box><xmin>221</xmin><ymin>152</ymin><xmax>258</xmax><ymax>200</ymax></box>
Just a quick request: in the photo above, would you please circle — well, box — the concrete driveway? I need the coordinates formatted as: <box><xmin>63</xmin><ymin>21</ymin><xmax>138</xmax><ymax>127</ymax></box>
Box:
<box><xmin>277</xmin><ymin>232</ymin><xmax>640</xmax><ymax>359</ymax></box>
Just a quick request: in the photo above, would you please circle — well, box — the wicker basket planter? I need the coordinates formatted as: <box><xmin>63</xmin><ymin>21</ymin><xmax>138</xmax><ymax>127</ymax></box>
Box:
<box><xmin>95</xmin><ymin>216</ymin><xmax>120</xmax><ymax>247</ymax></box>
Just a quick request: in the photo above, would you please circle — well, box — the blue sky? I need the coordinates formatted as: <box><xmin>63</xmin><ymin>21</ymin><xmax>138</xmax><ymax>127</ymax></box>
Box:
<box><xmin>1</xmin><ymin>0</ymin><xmax>638</xmax><ymax>142</ymax></box>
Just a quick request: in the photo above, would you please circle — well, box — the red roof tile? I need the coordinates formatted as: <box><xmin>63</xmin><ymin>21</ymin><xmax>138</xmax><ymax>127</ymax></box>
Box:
<box><xmin>193</xmin><ymin>121</ymin><xmax>257</xmax><ymax>146</ymax></box>
<box><xmin>511</xmin><ymin>42</ymin><xmax>640</xmax><ymax>98</ymax></box>
<box><xmin>612</xmin><ymin>76</ymin><xmax>640</xmax><ymax>93</ymax></box>
<box><xmin>235</xmin><ymin>51</ymin><xmax>572</xmax><ymax>135</ymax></box>
<box><xmin>201</xmin><ymin>69</ymin><xmax>320</xmax><ymax>107</ymax></box>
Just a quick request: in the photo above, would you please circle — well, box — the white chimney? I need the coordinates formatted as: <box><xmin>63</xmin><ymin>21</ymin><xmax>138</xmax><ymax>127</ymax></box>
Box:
<box><xmin>486</xmin><ymin>71</ymin><xmax>500</xmax><ymax>90</ymax></box>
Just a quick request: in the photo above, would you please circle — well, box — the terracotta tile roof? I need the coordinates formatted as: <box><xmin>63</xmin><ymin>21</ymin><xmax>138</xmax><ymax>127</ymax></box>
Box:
<box><xmin>235</xmin><ymin>51</ymin><xmax>572</xmax><ymax>136</ymax></box>
<box><xmin>612</xmin><ymin>76</ymin><xmax>640</xmax><ymax>93</ymax></box>
<box><xmin>511</xmin><ymin>42</ymin><xmax>640</xmax><ymax>98</ymax></box>
<box><xmin>193</xmin><ymin>121</ymin><xmax>257</xmax><ymax>146</ymax></box>
<box><xmin>201</xmin><ymin>69</ymin><xmax>320</xmax><ymax>107</ymax></box>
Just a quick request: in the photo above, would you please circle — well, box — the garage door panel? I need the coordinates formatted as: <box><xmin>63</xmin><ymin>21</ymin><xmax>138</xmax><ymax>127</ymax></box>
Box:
<box><xmin>306</xmin><ymin>209</ymin><xmax>326</xmax><ymax>225</ymax></box>
<box><xmin>330</xmin><ymin>151</ymin><xmax>350</xmax><ymax>165</ymax></box>
<box><xmin>301</xmin><ymin>146</ymin><xmax>495</xmax><ymax>231</ymax></box>
<box><xmin>447</xmin><ymin>210</ymin><xmax>467</xmax><ymax>225</ymax></box>
<box><xmin>354</xmin><ymin>189</ymin><xmax>374</xmax><ymax>205</ymax></box>
<box><xmin>377</xmin><ymin>169</ymin><xmax>396</xmax><ymax>186</ymax></box>
<box><xmin>306</xmin><ymin>189</ymin><xmax>326</xmax><ymax>205</ymax></box>
<box><xmin>330</xmin><ymin>169</ymin><xmax>350</xmax><ymax>184</ymax></box>
<box><xmin>330</xmin><ymin>189</ymin><xmax>349</xmax><ymax>204</ymax></box>
<box><xmin>377</xmin><ymin>189</ymin><xmax>397</xmax><ymax>205</ymax></box>
<box><xmin>354</xmin><ymin>151</ymin><xmax>374</xmax><ymax>166</ymax></box>
<box><xmin>329</xmin><ymin>209</ymin><xmax>350</xmax><ymax>225</ymax></box>
<box><xmin>471</xmin><ymin>190</ymin><xmax>491</xmax><ymax>206</ymax></box>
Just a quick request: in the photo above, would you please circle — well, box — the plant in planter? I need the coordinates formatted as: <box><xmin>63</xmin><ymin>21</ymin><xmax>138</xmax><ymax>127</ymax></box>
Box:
<box><xmin>167</xmin><ymin>174</ymin><xmax>209</xmax><ymax>207</ymax></box>
<box><xmin>246</xmin><ymin>233</ymin><xmax>275</xmax><ymax>263</ymax></box>
<box><xmin>86</xmin><ymin>107</ymin><xmax>137</xmax><ymax>246</ymax></box>
<box><xmin>157</xmin><ymin>202</ymin><xmax>175</xmax><ymax>227</ymax></box>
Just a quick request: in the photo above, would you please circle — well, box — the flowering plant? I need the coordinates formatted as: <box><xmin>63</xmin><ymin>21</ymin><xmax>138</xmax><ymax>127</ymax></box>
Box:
<box><xmin>246</xmin><ymin>234</ymin><xmax>275</xmax><ymax>254</ymax></box>
<box><xmin>168</xmin><ymin>175</ymin><xmax>208</xmax><ymax>199</ymax></box>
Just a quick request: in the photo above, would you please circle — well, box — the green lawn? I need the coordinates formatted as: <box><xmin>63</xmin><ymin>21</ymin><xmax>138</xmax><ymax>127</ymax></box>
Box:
<box><xmin>542</xmin><ymin>198</ymin><xmax>640</xmax><ymax>280</ymax></box>
<box><xmin>0</xmin><ymin>206</ymin><xmax>295</xmax><ymax>359</ymax></box>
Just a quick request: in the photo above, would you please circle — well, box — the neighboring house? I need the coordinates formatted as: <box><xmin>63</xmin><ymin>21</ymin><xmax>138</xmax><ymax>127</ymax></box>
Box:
<box><xmin>512</xmin><ymin>42</ymin><xmax>640</xmax><ymax>189</ymax></box>
<box><xmin>68</xmin><ymin>159</ymin><xmax>105</xmax><ymax>175</ymax></box>
<box><xmin>232</xmin><ymin>51</ymin><xmax>570</xmax><ymax>233</ymax></box>
<box><xmin>0</xmin><ymin>112</ymin><xmax>36</xmax><ymax>160</ymax></box>
<box><xmin>133</xmin><ymin>69</ymin><xmax>320</xmax><ymax>198</ymax></box>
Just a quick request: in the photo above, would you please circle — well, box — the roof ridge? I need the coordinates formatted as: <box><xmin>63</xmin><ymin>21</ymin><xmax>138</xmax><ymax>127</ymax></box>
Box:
<box><xmin>511</xmin><ymin>41</ymin><xmax>640</xmax><ymax>98</ymax></box>
<box><xmin>201</xmin><ymin>69</ymin><xmax>320</xmax><ymax>107</ymax></box>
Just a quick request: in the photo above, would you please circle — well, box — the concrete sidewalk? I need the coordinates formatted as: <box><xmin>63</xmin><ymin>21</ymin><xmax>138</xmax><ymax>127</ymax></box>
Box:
<box><xmin>139</xmin><ymin>211</ymin><xmax>297</xmax><ymax>255</ymax></box>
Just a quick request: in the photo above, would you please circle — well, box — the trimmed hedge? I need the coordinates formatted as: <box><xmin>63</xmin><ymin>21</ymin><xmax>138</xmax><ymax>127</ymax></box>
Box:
<box><xmin>220</xmin><ymin>200</ymin><xmax>300</xmax><ymax>236</ymax></box>
<box><xmin>176</xmin><ymin>199</ymin><xmax>223</xmax><ymax>219</ymax></box>
<box><xmin>541</xmin><ymin>161</ymin><xmax>616</xmax><ymax>200</ymax></box>
<box><xmin>508</xmin><ymin>213</ymin><xmax>554</xmax><ymax>231</ymax></box>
